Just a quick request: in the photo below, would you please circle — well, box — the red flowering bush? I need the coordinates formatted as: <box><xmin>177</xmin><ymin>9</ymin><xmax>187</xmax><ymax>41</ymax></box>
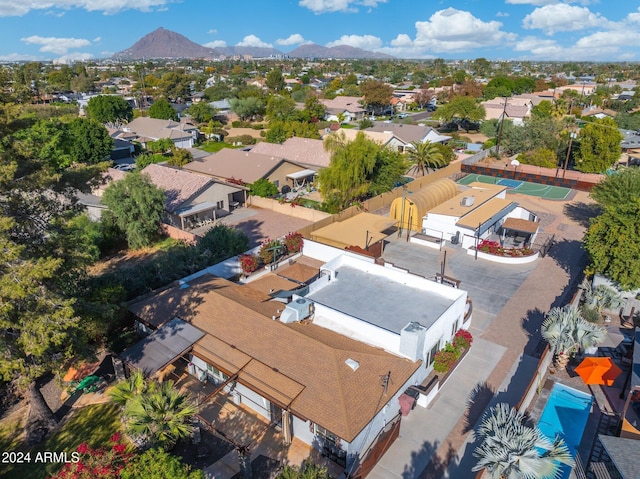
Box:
<box><xmin>258</xmin><ymin>238</ymin><xmax>284</xmax><ymax>264</ymax></box>
<box><xmin>49</xmin><ymin>433</ymin><xmax>132</xmax><ymax>479</ymax></box>
<box><xmin>477</xmin><ymin>239</ymin><xmax>534</xmax><ymax>257</ymax></box>
<box><xmin>239</xmin><ymin>254</ymin><xmax>260</xmax><ymax>274</ymax></box>
<box><xmin>283</xmin><ymin>232</ymin><xmax>304</xmax><ymax>254</ymax></box>
<box><xmin>453</xmin><ymin>329</ymin><xmax>473</xmax><ymax>351</ymax></box>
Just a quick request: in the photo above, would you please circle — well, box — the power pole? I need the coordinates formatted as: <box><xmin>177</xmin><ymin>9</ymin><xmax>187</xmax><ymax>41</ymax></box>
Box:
<box><xmin>495</xmin><ymin>96</ymin><xmax>508</xmax><ymax>158</ymax></box>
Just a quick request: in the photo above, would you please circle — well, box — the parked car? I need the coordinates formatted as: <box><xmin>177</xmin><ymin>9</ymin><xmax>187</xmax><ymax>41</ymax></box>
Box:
<box><xmin>398</xmin><ymin>113</ymin><xmax>408</xmax><ymax>119</ymax></box>
<box><xmin>112</xmin><ymin>164</ymin><xmax>136</xmax><ymax>172</ymax></box>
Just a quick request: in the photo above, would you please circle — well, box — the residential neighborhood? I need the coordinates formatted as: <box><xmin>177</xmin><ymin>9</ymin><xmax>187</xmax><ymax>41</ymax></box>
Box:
<box><xmin>2</xmin><ymin>24</ymin><xmax>640</xmax><ymax>479</ymax></box>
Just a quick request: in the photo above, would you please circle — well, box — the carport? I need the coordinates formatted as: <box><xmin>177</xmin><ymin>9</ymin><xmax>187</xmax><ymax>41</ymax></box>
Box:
<box><xmin>120</xmin><ymin>318</ymin><xmax>205</xmax><ymax>377</ymax></box>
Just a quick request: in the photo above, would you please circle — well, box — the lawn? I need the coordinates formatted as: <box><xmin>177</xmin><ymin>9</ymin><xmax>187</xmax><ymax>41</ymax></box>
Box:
<box><xmin>198</xmin><ymin>142</ymin><xmax>240</xmax><ymax>153</ymax></box>
<box><xmin>0</xmin><ymin>403</ymin><xmax>122</xmax><ymax>479</ymax></box>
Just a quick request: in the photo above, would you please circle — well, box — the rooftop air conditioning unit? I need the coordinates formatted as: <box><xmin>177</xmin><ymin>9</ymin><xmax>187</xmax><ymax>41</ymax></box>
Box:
<box><xmin>461</xmin><ymin>196</ymin><xmax>475</xmax><ymax>207</ymax></box>
<box><xmin>280</xmin><ymin>298</ymin><xmax>314</xmax><ymax>324</ymax></box>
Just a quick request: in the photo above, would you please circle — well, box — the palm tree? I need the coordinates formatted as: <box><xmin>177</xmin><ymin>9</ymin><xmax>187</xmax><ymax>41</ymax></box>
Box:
<box><xmin>108</xmin><ymin>369</ymin><xmax>145</xmax><ymax>407</ymax></box>
<box><xmin>541</xmin><ymin>305</ymin><xmax>607</xmax><ymax>370</ymax></box>
<box><xmin>472</xmin><ymin>403</ymin><xmax>573</xmax><ymax>479</ymax></box>
<box><xmin>124</xmin><ymin>380</ymin><xmax>197</xmax><ymax>450</ymax></box>
<box><xmin>407</xmin><ymin>141</ymin><xmax>446</xmax><ymax>176</ymax></box>
<box><xmin>580</xmin><ymin>279</ymin><xmax>624</xmax><ymax>316</ymax></box>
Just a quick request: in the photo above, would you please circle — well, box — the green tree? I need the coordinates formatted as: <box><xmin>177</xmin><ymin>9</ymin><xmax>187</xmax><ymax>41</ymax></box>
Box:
<box><xmin>434</xmin><ymin>95</ymin><xmax>486</xmax><ymax>124</ymax></box>
<box><xmin>250</xmin><ymin>178</ymin><xmax>279</xmax><ymax>197</ymax></box>
<box><xmin>501</xmin><ymin>115</ymin><xmax>560</xmax><ymax>156</ymax></box>
<box><xmin>102</xmin><ymin>172</ymin><xmax>166</xmax><ymax>249</ymax></box>
<box><xmin>230</xmin><ymin>96</ymin><xmax>265</xmax><ymax>121</ymax></box>
<box><xmin>303</xmin><ymin>95</ymin><xmax>325</xmax><ymax>121</ymax></box>
<box><xmin>121</xmin><ymin>449</ymin><xmax>205</xmax><ymax>479</ymax></box>
<box><xmin>266</xmin><ymin>67</ymin><xmax>286</xmax><ymax>92</ymax></box>
<box><xmin>86</xmin><ymin>95</ymin><xmax>134</xmax><ymax>123</ymax></box>
<box><xmin>265</xmin><ymin>120</ymin><xmax>320</xmax><ymax>144</ymax></box>
<box><xmin>276</xmin><ymin>460</ymin><xmax>332</xmax><ymax>479</ymax></box>
<box><xmin>185</xmin><ymin>101</ymin><xmax>217</xmax><ymax>124</ymax></box>
<box><xmin>149</xmin><ymin>97</ymin><xmax>178</xmax><ymax>121</ymax></box>
<box><xmin>68</xmin><ymin>118</ymin><xmax>114</xmax><ymax>165</ymax></box>
<box><xmin>472</xmin><ymin>403</ymin><xmax>573</xmax><ymax>479</ymax></box>
<box><xmin>541</xmin><ymin>305</ymin><xmax>606</xmax><ymax>370</ymax></box>
<box><xmin>574</xmin><ymin>117</ymin><xmax>623</xmax><ymax>173</ymax></box>
<box><xmin>159</xmin><ymin>71</ymin><xmax>191</xmax><ymax>101</ymax></box>
<box><xmin>590</xmin><ymin>167</ymin><xmax>640</xmax><ymax>209</ymax></box>
<box><xmin>614</xmin><ymin>111</ymin><xmax>640</xmax><ymax>131</ymax></box>
<box><xmin>266</xmin><ymin>95</ymin><xmax>297</xmax><ymax>121</ymax></box>
<box><xmin>516</xmin><ymin>148</ymin><xmax>557</xmax><ymax>168</ymax></box>
<box><xmin>167</xmin><ymin>148</ymin><xmax>192</xmax><ymax>167</ymax></box>
<box><xmin>583</xmin><ymin>201</ymin><xmax>640</xmax><ymax>289</ymax></box>
<box><xmin>204</xmin><ymin>82</ymin><xmax>233</xmax><ymax>101</ymax></box>
<box><xmin>407</xmin><ymin>141</ymin><xmax>446</xmax><ymax>176</ymax></box>
<box><xmin>531</xmin><ymin>100</ymin><xmax>554</xmax><ymax>118</ymax></box>
<box><xmin>360</xmin><ymin>79</ymin><xmax>393</xmax><ymax>115</ymax></box>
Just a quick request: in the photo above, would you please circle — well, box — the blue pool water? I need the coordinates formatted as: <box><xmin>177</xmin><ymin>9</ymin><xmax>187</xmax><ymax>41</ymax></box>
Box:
<box><xmin>537</xmin><ymin>383</ymin><xmax>593</xmax><ymax>479</ymax></box>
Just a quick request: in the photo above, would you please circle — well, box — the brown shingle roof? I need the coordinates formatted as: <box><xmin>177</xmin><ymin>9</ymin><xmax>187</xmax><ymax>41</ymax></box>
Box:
<box><xmin>320</xmin><ymin>96</ymin><xmax>366</xmax><ymax>113</ymax></box>
<box><xmin>129</xmin><ymin>275</ymin><xmax>420</xmax><ymax>441</ymax></box>
<box><xmin>367</xmin><ymin>123</ymin><xmax>433</xmax><ymax>144</ymax></box>
<box><xmin>250</xmin><ymin>138</ymin><xmax>331</xmax><ymax>169</ymax></box>
<box><xmin>184</xmin><ymin>149</ymin><xmax>285</xmax><ymax>184</ymax></box>
<box><xmin>502</xmin><ymin>217</ymin><xmax>539</xmax><ymax>234</ymax></box>
<box><xmin>141</xmin><ymin>163</ymin><xmax>212</xmax><ymax>212</ymax></box>
<box><xmin>125</xmin><ymin>117</ymin><xmax>193</xmax><ymax>141</ymax></box>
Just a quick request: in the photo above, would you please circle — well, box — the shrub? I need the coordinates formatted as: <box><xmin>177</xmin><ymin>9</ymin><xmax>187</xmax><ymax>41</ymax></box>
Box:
<box><xmin>453</xmin><ymin>329</ymin><xmax>473</xmax><ymax>351</ymax></box>
<box><xmin>259</xmin><ymin>238</ymin><xmax>284</xmax><ymax>264</ymax></box>
<box><xmin>580</xmin><ymin>304</ymin><xmax>601</xmax><ymax>323</ymax></box>
<box><xmin>283</xmin><ymin>232</ymin><xmax>304</xmax><ymax>254</ymax></box>
<box><xmin>239</xmin><ymin>254</ymin><xmax>260</xmax><ymax>274</ymax></box>
<box><xmin>249</xmin><ymin>178</ymin><xmax>279</xmax><ymax>198</ymax></box>
<box><xmin>434</xmin><ymin>349</ymin><xmax>458</xmax><ymax>374</ymax></box>
<box><xmin>227</xmin><ymin>134</ymin><xmax>256</xmax><ymax>145</ymax></box>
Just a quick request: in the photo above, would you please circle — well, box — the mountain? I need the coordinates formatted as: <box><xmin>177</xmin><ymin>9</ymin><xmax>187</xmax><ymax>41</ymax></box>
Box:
<box><xmin>114</xmin><ymin>27</ymin><xmax>220</xmax><ymax>59</ymax></box>
<box><xmin>288</xmin><ymin>43</ymin><xmax>393</xmax><ymax>59</ymax></box>
<box><xmin>114</xmin><ymin>28</ymin><xmax>394</xmax><ymax>60</ymax></box>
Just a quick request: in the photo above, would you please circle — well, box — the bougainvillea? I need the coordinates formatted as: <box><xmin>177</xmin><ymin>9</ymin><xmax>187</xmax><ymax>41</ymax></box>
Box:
<box><xmin>258</xmin><ymin>238</ymin><xmax>284</xmax><ymax>264</ymax></box>
<box><xmin>239</xmin><ymin>254</ymin><xmax>260</xmax><ymax>274</ymax></box>
<box><xmin>477</xmin><ymin>240</ymin><xmax>534</xmax><ymax>257</ymax></box>
<box><xmin>453</xmin><ymin>329</ymin><xmax>473</xmax><ymax>351</ymax></box>
<box><xmin>283</xmin><ymin>232</ymin><xmax>304</xmax><ymax>254</ymax></box>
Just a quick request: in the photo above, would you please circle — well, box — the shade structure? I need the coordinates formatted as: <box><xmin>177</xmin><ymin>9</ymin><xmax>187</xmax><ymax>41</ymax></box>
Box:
<box><xmin>575</xmin><ymin>357</ymin><xmax>622</xmax><ymax>386</ymax></box>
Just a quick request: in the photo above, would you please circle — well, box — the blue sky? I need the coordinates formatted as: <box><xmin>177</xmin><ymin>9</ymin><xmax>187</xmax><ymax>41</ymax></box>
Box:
<box><xmin>0</xmin><ymin>0</ymin><xmax>637</xmax><ymax>63</ymax></box>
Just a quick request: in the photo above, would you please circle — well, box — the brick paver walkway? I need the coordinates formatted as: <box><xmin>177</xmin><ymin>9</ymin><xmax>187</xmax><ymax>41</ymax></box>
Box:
<box><xmin>420</xmin><ymin>191</ymin><xmax>595</xmax><ymax>478</ymax></box>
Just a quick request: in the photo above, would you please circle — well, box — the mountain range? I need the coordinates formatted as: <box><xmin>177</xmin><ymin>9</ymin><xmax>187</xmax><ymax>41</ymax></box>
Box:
<box><xmin>114</xmin><ymin>28</ymin><xmax>393</xmax><ymax>60</ymax></box>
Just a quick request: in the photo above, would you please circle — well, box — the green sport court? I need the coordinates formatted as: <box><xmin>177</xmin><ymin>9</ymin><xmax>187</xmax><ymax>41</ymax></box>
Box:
<box><xmin>458</xmin><ymin>174</ymin><xmax>571</xmax><ymax>200</ymax></box>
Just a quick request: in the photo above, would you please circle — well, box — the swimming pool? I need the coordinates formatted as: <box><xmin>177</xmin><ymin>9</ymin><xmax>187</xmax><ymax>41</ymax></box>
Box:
<box><xmin>537</xmin><ymin>383</ymin><xmax>593</xmax><ymax>479</ymax></box>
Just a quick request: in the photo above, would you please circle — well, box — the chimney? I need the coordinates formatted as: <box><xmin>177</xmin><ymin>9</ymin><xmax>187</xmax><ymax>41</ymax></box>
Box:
<box><xmin>399</xmin><ymin>322</ymin><xmax>427</xmax><ymax>361</ymax></box>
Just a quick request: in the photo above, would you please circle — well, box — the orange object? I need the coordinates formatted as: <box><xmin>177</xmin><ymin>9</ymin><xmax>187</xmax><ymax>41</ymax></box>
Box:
<box><xmin>63</xmin><ymin>366</ymin><xmax>79</xmax><ymax>382</ymax></box>
<box><xmin>575</xmin><ymin>357</ymin><xmax>622</xmax><ymax>386</ymax></box>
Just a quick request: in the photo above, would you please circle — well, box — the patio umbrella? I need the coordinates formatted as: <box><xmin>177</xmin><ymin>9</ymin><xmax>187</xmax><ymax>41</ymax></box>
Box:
<box><xmin>575</xmin><ymin>357</ymin><xmax>622</xmax><ymax>386</ymax></box>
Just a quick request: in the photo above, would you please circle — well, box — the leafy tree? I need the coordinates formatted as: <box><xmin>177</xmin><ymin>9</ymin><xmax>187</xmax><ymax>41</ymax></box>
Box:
<box><xmin>266</xmin><ymin>95</ymin><xmax>297</xmax><ymax>121</ymax></box>
<box><xmin>159</xmin><ymin>71</ymin><xmax>191</xmax><ymax>101</ymax></box>
<box><xmin>319</xmin><ymin>131</ymin><xmax>406</xmax><ymax>210</ymax></box>
<box><xmin>198</xmin><ymin>223</ymin><xmax>249</xmax><ymax>259</ymax></box>
<box><xmin>266</xmin><ymin>67</ymin><xmax>286</xmax><ymax>92</ymax></box>
<box><xmin>541</xmin><ymin>305</ymin><xmax>606</xmax><ymax>370</ymax></box>
<box><xmin>303</xmin><ymin>95</ymin><xmax>325</xmax><ymax>121</ymax></box>
<box><xmin>413</xmin><ymin>89</ymin><xmax>434</xmax><ymax>108</ymax></box>
<box><xmin>407</xmin><ymin>141</ymin><xmax>446</xmax><ymax>176</ymax></box>
<box><xmin>500</xmin><ymin>115</ymin><xmax>560</xmax><ymax>156</ymax></box>
<box><xmin>68</xmin><ymin>118</ymin><xmax>114</xmax><ymax>165</ymax></box>
<box><xmin>472</xmin><ymin>403</ymin><xmax>573</xmax><ymax>479</ymax></box>
<box><xmin>204</xmin><ymin>82</ymin><xmax>233</xmax><ymax>101</ymax></box>
<box><xmin>185</xmin><ymin>102</ymin><xmax>217</xmax><ymax>124</ymax></box>
<box><xmin>265</xmin><ymin>120</ymin><xmax>320</xmax><ymax>144</ymax></box>
<box><xmin>149</xmin><ymin>97</ymin><xmax>178</xmax><ymax>121</ymax></box>
<box><xmin>147</xmin><ymin>137</ymin><xmax>174</xmax><ymax>154</ymax></box>
<box><xmin>86</xmin><ymin>95</ymin><xmax>134</xmax><ymax>123</ymax></box>
<box><xmin>583</xmin><ymin>201</ymin><xmax>640</xmax><ymax>289</ymax></box>
<box><xmin>230</xmin><ymin>96</ymin><xmax>265</xmax><ymax>121</ymax></box>
<box><xmin>434</xmin><ymin>95</ymin><xmax>485</xmax><ymax>124</ymax></box>
<box><xmin>250</xmin><ymin>178</ymin><xmax>279</xmax><ymax>197</ymax></box>
<box><xmin>614</xmin><ymin>111</ymin><xmax>640</xmax><ymax>131</ymax></box>
<box><xmin>574</xmin><ymin>117</ymin><xmax>623</xmax><ymax>173</ymax></box>
<box><xmin>531</xmin><ymin>100</ymin><xmax>554</xmax><ymax>118</ymax></box>
<box><xmin>359</xmin><ymin>117</ymin><xmax>374</xmax><ymax>130</ymax></box>
<box><xmin>167</xmin><ymin>148</ymin><xmax>192</xmax><ymax>167</ymax></box>
<box><xmin>102</xmin><ymin>172</ymin><xmax>166</xmax><ymax>249</ymax></box>
<box><xmin>590</xmin><ymin>167</ymin><xmax>640</xmax><ymax>209</ymax></box>
<box><xmin>516</xmin><ymin>148</ymin><xmax>557</xmax><ymax>168</ymax></box>
<box><xmin>360</xmin><ymin>79</ymin><xmax>393</xmax><ymax>114</ymax></box>
<box><xmin>121</xmin><ymin>448</ymin><xmax>205</xmax><ymax>479</ymax></box>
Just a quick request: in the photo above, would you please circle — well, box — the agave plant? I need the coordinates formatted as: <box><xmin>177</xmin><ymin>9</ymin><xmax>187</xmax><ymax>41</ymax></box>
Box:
<box><xmin>541</xmin><ymin>305</ymin><xmax>607</xmax><ymax>370</ymax></box>
<box><xmin>472</xmin><ymin>403</ymin><xmax>574</xmax><ymax>479</ymax></box>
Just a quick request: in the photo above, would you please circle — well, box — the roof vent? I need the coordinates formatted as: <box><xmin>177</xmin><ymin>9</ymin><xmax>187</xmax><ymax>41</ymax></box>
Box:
<box><xmin>460</xmin><ymin>196</ymin><xmax>475</xmax><ymax>207</ymax></box>
<box><xmin>345</xmin><ymin>358</ymin><xmax>359</xmax><ymax>371</ymax></box>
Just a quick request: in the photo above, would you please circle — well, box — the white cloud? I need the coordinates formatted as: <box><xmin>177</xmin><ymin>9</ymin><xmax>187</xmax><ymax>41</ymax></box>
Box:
<box><xmin>276</xmin><ymin>34</ymin><xmax>306</xmax><ymax>46</ymax></box>
<box><xmin>0</xmin><ymin>52</ymin><xmax>39</xmax><ymax>61</ymax></box>
<box><xmin>523</xmin><ymin>4</ymin><xmax>611</xmax><ymax>34</ymax></box>
<box><xmin>203</xmin><ymin>40</ymin><xmax>227</xmax><ymax>48</ymax></box>
<box><xmin>54</xmin><ymin>52</ymin><xmax>93</xmax><ymax>64</ymax></box>
<box><xmin>93</xmin><ymin>36</ymin><xmax>101</xmax><ymax>42</ymax></box>
<box><xmin>236</xmin><ymin>35</ymin><xmax>272</xmax><ymax>48</ymax></box>
<box><xmin>21</xmin><ymin>35</ymin><xmax>91</xmax><ymax>54</ymax></box>
<box><xmin>326</xmin><ymin>34</ymin><xmax>381</xmax><ymax>49</ymax></box>
<box><xmin>0</xmin><ymin>0</ymin><xmax>174</xmax><ymax>16</ymax></box>
<box><xmin>496</xmin><ymin>12</ymin><xmax>509</xmax><ymax>17</ymax></box>
<box><xmin>208</xmin><ymin>29</ymin><xmax>217</xmax><ymax>34</ymax></box>
<box><xmin>299</xmin><ymin>0</ymin><xmax>386</xmax><ymax>14</ymax></box>
<box><xmin>505</xmin><ymin>0</ymin><xmax>559</xmax><ymax>4</ymax></box>
<box><xmin>625</xmin><ymin>8</ymin><xmax>640</xmax><ymax>24</ymax></box>
<box><xmin>380</xmin><ymin>8</ymin><xmax>516</xmax><ymax>57</ymax></box>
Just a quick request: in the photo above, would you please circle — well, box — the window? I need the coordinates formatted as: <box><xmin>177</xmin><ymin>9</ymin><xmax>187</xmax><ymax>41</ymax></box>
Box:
<box><xmin>426</xmin><ymin>341</ymin><xmax>440</xmax><ymax>368</ymax></box>
<box><xmin>273</xmin><ymin>180</ymin><xmax>279</xmax><ymax>188</ymax></box>
<box><xmin>216</xmin><ymin>200</ymin><xmax>224</xmax><ymax>209</ymax></box>
<box><xmin>451</xmin><ymin>320</ymin><xmax>459</xmax><ymax>336</ymax></box>
<box><xmin>315</xmin><ymin>425</ymin><xmax>338</xmax><ymax>445</ymax></box>
<box><xmin>206</xmin><ymin>364</ymin><xmax>228</xmax><ymax>384</ymax></box>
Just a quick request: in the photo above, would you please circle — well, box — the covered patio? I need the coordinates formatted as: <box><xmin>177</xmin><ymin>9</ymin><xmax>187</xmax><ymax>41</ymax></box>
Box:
<box><xmin>286</xmin><ymin>169</ymin><xmax>316</xmax><ymax>190</ymax></box>
<box><xmin>498</xmin><ymin>217</ymin><xmax>540</xmax><ymax>248</ymax></box>
<box><xmin>175</xmin><ymin>202</ymin><xmax>221</xmax><ymax>231</ymax></box>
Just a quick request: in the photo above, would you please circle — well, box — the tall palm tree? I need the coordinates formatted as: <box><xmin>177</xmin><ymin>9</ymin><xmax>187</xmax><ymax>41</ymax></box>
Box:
<box><xmin>407</xmin><ymin>141</ymin><xmax>446</xmax><ymax>176</ymax></box>
<box><xmin>108</xmin><ymin>369</ymin><xmax>145</xmax><ymax>407</ymax></box>
<box><xmin>124</xmin><ymin>380</ymin><xmax>197</xmax><ymax>450</ymax></box>
<box><xmin>541</xmin><ymin>305</ymin><xmax>607</xmax><ymax>370</ymax></box>
<box><xmin>472</xmin><ymin>403</ymin><xmax>574</xmax><ymax>479</ymax></box>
